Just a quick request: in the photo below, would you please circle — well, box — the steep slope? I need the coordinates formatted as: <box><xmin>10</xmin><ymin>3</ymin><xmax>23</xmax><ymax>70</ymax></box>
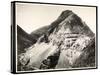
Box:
<box><xmin>17</xmin><ymin>25</ymin><xmax>36</xmax><ymax>54</ymax></box>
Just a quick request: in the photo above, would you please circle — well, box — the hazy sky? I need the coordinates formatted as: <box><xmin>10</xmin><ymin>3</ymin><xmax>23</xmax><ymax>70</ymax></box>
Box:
<box><xmin>16</xmin><ymin>3</ymin><xmax>96</xmax><ymax>34</ymax></box>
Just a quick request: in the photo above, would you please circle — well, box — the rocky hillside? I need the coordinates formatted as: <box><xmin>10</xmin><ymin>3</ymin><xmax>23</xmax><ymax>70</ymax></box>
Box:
<box><xmin>17</xmin><ymin>10</ymin><xmax>96</xmax><ymax>71</ymax></box>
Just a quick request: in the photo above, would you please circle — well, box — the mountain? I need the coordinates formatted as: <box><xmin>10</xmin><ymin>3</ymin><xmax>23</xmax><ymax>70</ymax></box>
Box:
<box><xmin>17</xmin><ymin>25</ymin><xmax>36</xmax><ymax>54</ymax></box>
<box><xmin>30</xmin><ymin>10</ymin><xmax>74</xmax><ymax>40</ymax></box>
<box><xmin>18</xmin><ymin>10</ymin><xmax>96</xmax><ymax>71</ymax></box>
<box><xmin>31</xmin><ymin>10</ymin><xmax>94</xmax><ymax>43</ymax></box>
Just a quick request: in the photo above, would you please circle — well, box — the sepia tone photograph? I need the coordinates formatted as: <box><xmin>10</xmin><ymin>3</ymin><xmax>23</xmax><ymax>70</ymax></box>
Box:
<box><xmin>12</xmin><ymin>1</ymin><xmax>97</xmax><ymax>73</ymax></box>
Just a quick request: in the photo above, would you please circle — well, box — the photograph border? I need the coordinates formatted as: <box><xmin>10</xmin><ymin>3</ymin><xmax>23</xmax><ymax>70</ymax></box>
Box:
<box><xmin>11</xmin><ymin>1</ymin><xmax>98</xmax><ymax>74</ymax></box>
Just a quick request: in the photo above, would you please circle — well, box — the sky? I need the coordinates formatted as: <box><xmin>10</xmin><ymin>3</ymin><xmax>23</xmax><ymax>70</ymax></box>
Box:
<box><xmin>16</xmin><ymin>2</ymin><xmax>96</xmax><ymax>34</ymax></box>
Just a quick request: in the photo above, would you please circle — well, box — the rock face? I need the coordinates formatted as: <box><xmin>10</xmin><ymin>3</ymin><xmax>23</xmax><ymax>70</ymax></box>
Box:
<box><xmin>17</xmin><ymin>10</ymin><xmax>96</xmax><ymax>71</ymax></box>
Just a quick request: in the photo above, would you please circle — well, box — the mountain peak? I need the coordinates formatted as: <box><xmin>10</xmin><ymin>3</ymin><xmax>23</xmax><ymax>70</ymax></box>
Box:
<box><xmin>58</xmin><ymin>10</ymin><xmax>73</xmax><ymax>20</ymax></box>
<box><xmin>52</xmin><ymin>10</ymin><xmax>94</xmax><ymax>36</ymax></box>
